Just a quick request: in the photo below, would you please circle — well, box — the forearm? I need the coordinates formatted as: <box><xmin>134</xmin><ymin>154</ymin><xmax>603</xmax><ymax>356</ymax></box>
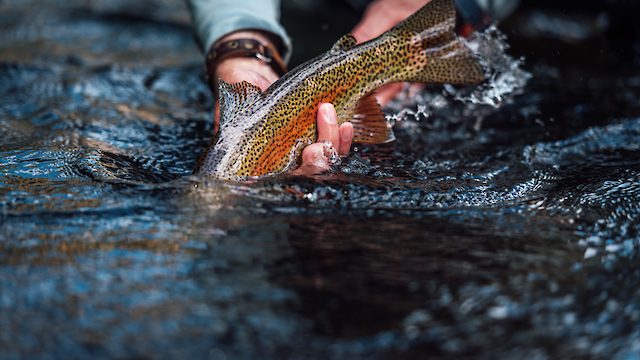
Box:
<box><xmin>186</xmin><ymin>0</ymin><xmax>292</xmax><ymax>63</ymax></box>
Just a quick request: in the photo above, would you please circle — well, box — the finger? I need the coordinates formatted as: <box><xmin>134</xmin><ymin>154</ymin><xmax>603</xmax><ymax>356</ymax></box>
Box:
<box><xmin>351</xmin><ymin>0</ymin><xmax>430</xmax><ymax>43</ymax></box>
<box><xmin>337</xmin><ymin>122</ymin><xmax>353</xmax><ymax>156</ymax></box>
<box><xmin>213</xmin><ymin>100</ymin><xmax>220</xmax><ymax>135</ymax></box>
<box><xmin>290</xmin><ymin>103</ymin><xmax>338</xmax><ymax>176</ymax></box>
<box><xmin>316</xmin><ymin>103</ymin><xmax>339</xmax><ymax>145</ymax></box>
<box><xmin>406</xmin><ymin>82</ymin><xmax>426</xmax><ymax>98</ymax></box>
<box><xmin>374</xmin><ymin>83</ymin><xmax>405</xmax><ymax>106</ymax></box>
<box><xmin>294</xmin><ymin>143</ymin><xmax>330</xmax><ymax>176</ymax></box>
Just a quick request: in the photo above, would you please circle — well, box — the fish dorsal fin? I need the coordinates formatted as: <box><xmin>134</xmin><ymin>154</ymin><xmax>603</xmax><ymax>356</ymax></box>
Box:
<box><xmin>350</xmin><ymin>92</ymin><xmax>395</xmax><ymax>144</ymax></box>
<box><xmin>218</xmin><ymin>80</ymin><xmax>262</xmax><ymax>126</ymax></box>
<box><xmin>330</xmin><ymin>34</ymin><xmax>358</xmax><ymax>54</ymax></box>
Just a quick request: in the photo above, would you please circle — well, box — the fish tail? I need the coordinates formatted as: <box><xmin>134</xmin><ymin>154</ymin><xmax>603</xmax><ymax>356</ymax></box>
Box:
<box><xmin>390</xmin><ymin>0</ymin><xmax>484</xmax><ymax>85</ymax></box>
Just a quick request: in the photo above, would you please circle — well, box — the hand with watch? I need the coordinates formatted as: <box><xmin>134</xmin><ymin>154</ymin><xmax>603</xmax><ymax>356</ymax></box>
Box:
<box><xmin>205</xmin><ymin>30</ymin><xmax>353</xmax><ymax>177</ymax></box>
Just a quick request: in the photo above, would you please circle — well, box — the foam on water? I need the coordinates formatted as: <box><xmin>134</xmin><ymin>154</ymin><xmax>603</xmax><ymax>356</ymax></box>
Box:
<box><xmin>386</xmin><ymin>25</ymin><xmax>532</xmax><ymax>123</ymax></box>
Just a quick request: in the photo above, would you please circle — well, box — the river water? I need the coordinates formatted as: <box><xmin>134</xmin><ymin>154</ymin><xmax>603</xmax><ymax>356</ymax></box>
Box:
<box><xmin>1</xmin><ymin>0</ymin><xmax>640</xmax><ymax>359</ymax></box>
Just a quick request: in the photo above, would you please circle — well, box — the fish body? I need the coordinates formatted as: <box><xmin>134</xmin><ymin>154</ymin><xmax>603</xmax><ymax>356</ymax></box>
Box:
<box><xmin>194</xmin><ymin>0</ymin><xmax>484</xmax><ymax>180</ymax></box>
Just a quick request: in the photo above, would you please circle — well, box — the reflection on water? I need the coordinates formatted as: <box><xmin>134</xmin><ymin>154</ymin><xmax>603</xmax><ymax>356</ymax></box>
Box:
<box><xmin>2</xmin><ymin>0</ymin><xmax>640</xmax><ymax>359</ymax></box>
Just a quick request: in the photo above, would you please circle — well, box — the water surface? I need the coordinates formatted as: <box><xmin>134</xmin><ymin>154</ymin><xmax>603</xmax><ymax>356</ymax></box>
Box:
<box><xmin>1</xmin><ymin>0</ymin><xmax>640</xmax><ymax>359</ymax></box>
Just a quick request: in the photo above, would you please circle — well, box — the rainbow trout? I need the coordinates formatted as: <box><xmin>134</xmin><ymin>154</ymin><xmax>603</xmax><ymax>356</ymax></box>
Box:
<box><xmin>194</xmin><ymin>0</ymin><xmax>484</xmax><ymax>180</ymax></box>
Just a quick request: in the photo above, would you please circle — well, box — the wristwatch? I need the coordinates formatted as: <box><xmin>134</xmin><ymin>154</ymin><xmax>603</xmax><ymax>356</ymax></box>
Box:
<box><xmin>205</xmin><ymin>38</ymin><xmax>288</xmax><ymax>98</ymax></box>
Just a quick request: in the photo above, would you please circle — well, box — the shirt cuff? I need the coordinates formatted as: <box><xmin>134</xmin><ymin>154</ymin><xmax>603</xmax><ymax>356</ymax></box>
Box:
<box><xmin>188</xmin><ymin>0</ymin><xmax>292</xmax><ymax>64</ymax></box>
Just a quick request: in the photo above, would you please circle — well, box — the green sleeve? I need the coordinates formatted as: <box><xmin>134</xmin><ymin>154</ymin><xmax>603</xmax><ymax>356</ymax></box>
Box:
<box><xmin>187</xmin><ymin>0</ymin><xmax>292</xmax><ymax>64</ymax></box>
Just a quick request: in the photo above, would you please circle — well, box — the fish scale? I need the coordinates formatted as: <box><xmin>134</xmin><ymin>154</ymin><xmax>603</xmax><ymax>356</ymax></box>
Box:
<box><xmin>194</xmin><ymin>0</ymin><xmax>484</xmax><ymax>180</ymax></box>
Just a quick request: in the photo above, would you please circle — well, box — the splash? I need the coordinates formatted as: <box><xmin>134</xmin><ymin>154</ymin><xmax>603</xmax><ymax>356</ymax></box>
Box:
<box><xmin>386</xmin><ymin>25</ymin><xmax>532</xmax><ymax>121</ymax></box>
<box><xmin>456</xmin><ymin>25</ymin><xmax>532</xmax><ymax>107</ymax></box>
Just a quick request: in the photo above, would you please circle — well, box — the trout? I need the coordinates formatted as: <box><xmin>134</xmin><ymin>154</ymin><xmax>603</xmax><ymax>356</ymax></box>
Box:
<box><xmin>194</xmin><ymin>0</ymin><xmax>484</xmax><ymax>180</ymax></box>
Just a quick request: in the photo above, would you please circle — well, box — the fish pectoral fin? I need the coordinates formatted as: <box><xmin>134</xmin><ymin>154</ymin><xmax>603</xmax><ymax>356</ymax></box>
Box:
<box><xmin>350</xmin><ymin>92</ymin><xmax>395</xmax><ymax>144</ymax></box>
<box><xmin>330</xmin><ymin>34</ymin><xmax>358</xmax><ymax>54</ymax></box>
<box><xmin>219</xmin><ymin>80</ymin><xmax>263</xmax><ymax>126</ymax></box>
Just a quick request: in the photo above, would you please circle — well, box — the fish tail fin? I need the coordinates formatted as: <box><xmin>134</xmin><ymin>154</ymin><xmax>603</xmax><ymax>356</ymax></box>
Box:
<box><xmin>389</xmin><ymin>0</ymin><xmax>485</xmax><ymax>85</ymax></box>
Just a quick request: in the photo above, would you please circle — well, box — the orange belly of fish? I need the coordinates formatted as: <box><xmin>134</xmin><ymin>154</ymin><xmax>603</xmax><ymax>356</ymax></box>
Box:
<box><xmin>251</xmin><ymin>105</ymin><xmax>318</xmax><ymax>176</ymax></box>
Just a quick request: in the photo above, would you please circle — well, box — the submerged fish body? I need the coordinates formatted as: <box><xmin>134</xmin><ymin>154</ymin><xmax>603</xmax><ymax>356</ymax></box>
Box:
<box><xmin>194</xmin><ymin>0</ymin><xmax>484</xmax><ymax>180</ymax></box>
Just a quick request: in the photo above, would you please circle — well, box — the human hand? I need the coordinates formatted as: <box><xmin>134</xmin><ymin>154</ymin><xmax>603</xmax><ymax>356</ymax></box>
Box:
<box><xmin>212</xmin><ymin>56</ymin><xmax>278</xmax><ymax>134</ymax></box>
<box><xmin>211</xmin><ymin>31</ymin><xmax>281</xmax><ymax>134</ymax></box>
<box><xmin>210</xmin><ymin>32</ymin><xmax>353</xmax><ymax>176</ymax></box>
<box><xmin>291</xmin><ymin>103</ymin><xmax>353</xmax><ymax>176</ymax></box>
<box><xmin>350</xmin><ymin>0</ymin><xmax>431</xmax><ymax>105</ymax></box>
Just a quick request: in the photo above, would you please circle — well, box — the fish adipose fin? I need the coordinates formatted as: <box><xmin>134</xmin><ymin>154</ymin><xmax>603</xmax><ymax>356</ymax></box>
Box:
<box><xmin>351</xmin><ymin>92</ymin><xmax>395</xmax><ymax>144</ymax></box>
<box><xmin>330</xmin><ymin>34</ymin><xmax>358</xmax><ymax>54</ymax></box>
<box><xmin>218</xmin><ymin>80</ymin><xmax>263</xmax><ymax>126</ymax></box>
<box><xmin>392</xmin><ymin>0</ymin><xmax>485</xmax><ymax>85</ymax></box>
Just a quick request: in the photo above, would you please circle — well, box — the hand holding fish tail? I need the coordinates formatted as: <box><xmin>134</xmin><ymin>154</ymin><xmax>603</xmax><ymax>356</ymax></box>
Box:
<box><xmin>350</xmin><ymin>0</ymin><xmax>432</xmax><ymax>106</ymax></box>
<box><xmin>351</xmin><ymin>0</ymin><xmax>431</xmax><ymax>42</ymax></box>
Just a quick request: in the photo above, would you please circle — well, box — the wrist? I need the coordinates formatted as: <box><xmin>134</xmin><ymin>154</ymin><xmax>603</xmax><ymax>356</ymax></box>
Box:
<box><xmin>215</xmin><ymin>57</ymin><xmax>279</xmax><ymax>91</ymax></box>
<box><xmin>205</xmin><ymin>30</ymin><xmax>287</xmax><ymax>97</ymax></box>
<box><xmin>213</xmin><ymin>30</ymin><xmax>277</xmax><ymax>50</ymax></box>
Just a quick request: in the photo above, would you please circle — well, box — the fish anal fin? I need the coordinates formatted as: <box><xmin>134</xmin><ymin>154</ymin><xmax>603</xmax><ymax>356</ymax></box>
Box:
<box><xmin>330</xmin><ymin>34</ymin><xmax>358</xmax><ymax>54</ymax></box>
<box><xmin>350</xmin><ymin>92</ymin><xmax>395</xmax><ymax>144</ymax></box>
<box><xmin>219</xmin><ymin>80</ymin><xmax>262</xmax><ymax>126</ymax></box>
